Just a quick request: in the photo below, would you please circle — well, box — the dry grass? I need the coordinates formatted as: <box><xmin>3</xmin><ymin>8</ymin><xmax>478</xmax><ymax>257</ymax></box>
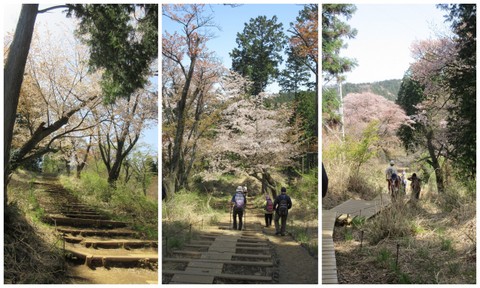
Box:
<box><xmin>322</xmin><ymin>149</ymin><xmax>476</xmax><ymax>284</ymax></box>
<box><xmin>5</xmin><ymin>171</ymin><xmax>68</xmax><ymax>284</ymax></box>
<box><xmin>334</xmin><ymin>190</ymin><xmax>476</xmax><ymax>284</ymax></box>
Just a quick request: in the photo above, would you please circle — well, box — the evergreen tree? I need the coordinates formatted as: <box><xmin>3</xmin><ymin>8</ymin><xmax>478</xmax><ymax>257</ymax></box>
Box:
<box><xmin>230</xmin><ymin>15</ymin><xmax>287</xmax><ymax>95</ymax></box>
<box><xmin>439</xmin><ymin>4</ymin><xmax>476</xmax><ymax>178</ymax></box>
<box><xmin>279</xmin><ymin>47</ymin><xmax>311</xmax><ymax>95</ymax></box>
<box><xmin>322</xmin><ymin>4</ymin><xmax>357</xmax><ymax>82</ymax></box>
<box><xmin>67</xmin><ymin>4</ymin><xmax>158</xmax><ymax>102</ymax></box>
<box><xmin>396</xmin><ymin>73</ymin><xmax>424</xmax><ymax>151</ymax></box>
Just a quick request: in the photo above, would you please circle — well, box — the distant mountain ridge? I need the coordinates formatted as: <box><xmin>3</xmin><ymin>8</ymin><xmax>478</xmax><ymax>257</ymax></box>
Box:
<box><xmin>343</xmin><ymin>79</ymin><xmax>402</xmax><ymax>101</ymax></box>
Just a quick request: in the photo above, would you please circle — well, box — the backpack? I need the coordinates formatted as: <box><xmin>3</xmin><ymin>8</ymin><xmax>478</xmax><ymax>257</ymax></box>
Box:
<box><xmin>234</xmin><ymin>193</ymin><xmax>245</xmax><ymax>210</ymax></box>
<box><xmin>278</xmin><ymin>198</ymin><xmax>288</xmax><ymax>216</ymax></box>
<box><xmin>266</xmin><ymin>198</ymin><xmax>274</xmax><ymax>212</ymax></box>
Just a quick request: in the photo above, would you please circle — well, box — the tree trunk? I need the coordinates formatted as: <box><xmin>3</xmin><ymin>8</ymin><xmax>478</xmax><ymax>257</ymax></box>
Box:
<box><xmin>106</xmin><ymin>134</ymin><xmax>139</xmax><ymax>185</ymax></box>
<box><xmin>65</xmin><ymin>159</ymin><xmax>71</xmax><ymax>176</ymax></box>
<box><xmin>426</xmin><ymin>130</ymin><xmax>444</xmax><ymax>193</ymax></box>
<box><xmin>123</xmin><ymin>162</ymin><xmax>132</xmax><ymax>184</ymax></box>
<box><xmin>163</xmin><ymin>174</ymin><xmax>176</xmax><ymax>200</ymax></box>
<box><xmin>169</xmin><ymin>56</ymin><xmax>197</xmax><ymax>193</ymax></box>
<box><xmin>252</xmin><ymin>169</ymin><xmax>277</xmax><ymax>198</ymax></box>
<box><xmin>263</xmin><ymin>169</ymin><xmax>278</xmax><ymax>198</ymax></box>
<box><xmin>76</xmin><ymin>166</ymin><xmax>83</xmax><ymax>179</ymax></box>
<box><xmin>4</xmin><ymin>4</ymin><xmax>38</xmax><ymax>209</ymax></box>
<box><xmin>75</xmin><ymin>138</ymin><xmax>92</xmax><ymax>179</ymax></box>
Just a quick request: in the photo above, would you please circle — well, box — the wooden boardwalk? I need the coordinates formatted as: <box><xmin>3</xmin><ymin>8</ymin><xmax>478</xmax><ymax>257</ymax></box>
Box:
<box><xmin>330</xmin><ymin>193</ymin><xmax>391</xmax><ymax>219</ymax></box>
<box><xmin>164</xmin><ymin>196</ymin><xmax>274</xmax><ymax>284</ymax></box>
<box><xmin>322</xmin><ymin>209</ymin><xmax>337</xmax><ymax>284</ymax></box>
<box><xmin>164</xmin><ymin>231</ymin><xmax>273</xmax><ymax>284</ymax></box>
<box><xmin>323</xmin><ymin>193</ymin><xmax>392</xmax><ymax>284</ymax></box>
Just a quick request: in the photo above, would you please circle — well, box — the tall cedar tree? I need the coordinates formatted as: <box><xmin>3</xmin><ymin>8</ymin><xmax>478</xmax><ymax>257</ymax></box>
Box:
<box><xmin>322</xmin><ymin>4</ymin><xmax>357</xmax><ymax>83</ymax></box>
<box><xmin>230</xmin><ymin>15</ymin><xmax>286</xmax><ymax>95</ymax></box>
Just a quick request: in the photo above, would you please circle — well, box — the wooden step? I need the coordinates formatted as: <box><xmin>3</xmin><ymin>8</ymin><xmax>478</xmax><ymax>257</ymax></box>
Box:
<box><xmin>235</xmin><ymin>247</ymin><xmax>271</xmax><ymax>252</ymax></box>
<box><xmin>66</xmin><ymin>248</ymin><xmax>158</xmax><ymax>268</ymax></box>
<box><xmin>57</xmin><ymin>227</ymin><xmax>138</xmax><ymax>237</ymax></box>
<box><xmin>163</xmin><ymin>257</ymin><xmax>274</xmax><ymax>267</ymax></box>
<box><xmin>172</xmin><ymin>250</ymin><xmax>271</xmax><ymax>259</ymax></box>
<box><xmin>83</xmin><ymin>239</ymin><xmax>158</xmax><ymax>249</ymax></box>
<box><xmin>44</xmin><ymin>216</ymin><xmax>128</xmax><ymax>229</ymax></box>
<box><xmin>63</xmin><ymin>213</ymin><xmax>108</xmax><ymax>220</ymax></box>
<box><xmin>162</xmin><ymin>269</ymin><xmax>272</xmax><ymax>282</ymax></box>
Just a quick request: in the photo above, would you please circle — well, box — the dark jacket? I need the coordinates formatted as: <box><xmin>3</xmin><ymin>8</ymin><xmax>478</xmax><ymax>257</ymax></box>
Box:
<box><xmin>273</xmin><ymin>194</ymin><xmax>292</xmax><ymax>212</ymax></box>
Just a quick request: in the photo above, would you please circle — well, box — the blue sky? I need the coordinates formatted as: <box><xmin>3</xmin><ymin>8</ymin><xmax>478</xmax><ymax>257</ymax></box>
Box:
<box><xmin>339</xmin><ymin>4</ymin><xmax>450</xmax><ymax>84</ymax></box>
<box><xmin>162</xmin><ymin>3</ymin><xmax>309</xmax><ymax>93</ymax></box>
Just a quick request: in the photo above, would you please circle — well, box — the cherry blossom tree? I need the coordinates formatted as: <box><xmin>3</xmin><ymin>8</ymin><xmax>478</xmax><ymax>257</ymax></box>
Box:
<box><xmin>344</xmin><ymin>92</ymin><xmax>411</xmax><ymax>148</ymax></box>
<box><xmin>94</xmin><ymin>88</ymin><xmax>157</xmax><ymax>185</ymax></box>
<box><xmin>4</xmin><ymin>4</ymin><xmax>157</xmax><ymax>209</ymax></box>
<box><xmin>72</xmin><ymin>135</ymin><xmax>93</xmax><ymax>178</ymax></box>
<box><xmin>208</xmin><ymin>94</ymin><xmax>300</xmax><ymax>197</ymax></box>
<box><xmin>10</xmin><ymin>29</ymin><xmax>102</xmax><ymax>173</ymax></box>
<box><xmin>397</xmin><ymin>38</ymin><xmax>458</xmax><ymax>193</ymax></box>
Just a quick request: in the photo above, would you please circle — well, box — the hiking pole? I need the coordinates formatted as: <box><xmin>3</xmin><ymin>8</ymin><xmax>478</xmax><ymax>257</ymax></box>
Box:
<box><xmin>229</xmin><ymin>205</ymin><xmax>232</xmax><ymax>230</ymax></box>
<box><xmin>244</xmin><ymin>204</ymin><xmax>246</xmax><ymax>230</ymax></box>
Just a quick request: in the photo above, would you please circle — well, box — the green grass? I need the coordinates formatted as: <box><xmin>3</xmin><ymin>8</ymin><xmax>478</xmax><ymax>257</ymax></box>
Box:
<box><xmin>344</xmin><ymin>228</ymin><xmax>354</xmax><ymax>241</ymax></box>
<box><xmin>288</xmin><ymin>222</ymin><xmax>318</xmax><ymax>256</ymax></box>
<box><xmin>440</xmin><ymin>237</ymin><xmax>453</xmax><ymax>252</ymax></box>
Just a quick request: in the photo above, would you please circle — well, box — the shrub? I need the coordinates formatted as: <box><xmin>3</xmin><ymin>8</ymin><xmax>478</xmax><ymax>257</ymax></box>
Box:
<box><xmin>365</xmin><ymin>204</ymin><xmax>414</xmax><ymax>245</ymax></box>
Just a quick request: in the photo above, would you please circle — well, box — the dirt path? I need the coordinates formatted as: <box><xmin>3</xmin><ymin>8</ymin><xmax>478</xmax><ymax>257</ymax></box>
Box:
<box><xmin>232</xmin><ymin>196</ymin><xmax>318</xmax><ymax>283</ymax></box>
<box><xmin>162</xmin><ymin>194</ymin><xmax>318</xmax><ymax>284</ymax></box>
<box><xmin>261</xmin><ymin>220</ymin><xmax>318</xmax><ymax>283</ymax></box>
<box><xmin>35</xmin><ymin>177</ymin><xmax>158</xmax><ymax>284</ymax></box>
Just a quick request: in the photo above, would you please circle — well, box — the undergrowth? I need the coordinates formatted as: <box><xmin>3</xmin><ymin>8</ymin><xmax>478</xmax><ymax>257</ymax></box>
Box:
<box><xmin>5</xmin><ymin>170</ymin><xmax>67</xmax><ymax>284</ymax></box>
<box><xmin>333</xmin><ymin>182</ymin><xmax>476</xmax><ymax>284</ymax></box>
<box><xmin>60</xmin><ymin>170</ymin><xmax>158</xmax><ymax>239</ymax></box>
<box><xmin>162</xmin><ymin>189</ymin><xmax>224</xmax><ymax>254</ymax></box>
<box><xmin>286</xmin><ymin>168</ymin><xmax>318</xmax><ymax>257</ymax></box>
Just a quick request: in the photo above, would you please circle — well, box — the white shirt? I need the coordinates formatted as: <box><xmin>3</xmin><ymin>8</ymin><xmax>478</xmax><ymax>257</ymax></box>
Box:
<box><xmin>385</xmin><ymin>166</ymin><xmax>397</xmax><ymax>180</ymax></box>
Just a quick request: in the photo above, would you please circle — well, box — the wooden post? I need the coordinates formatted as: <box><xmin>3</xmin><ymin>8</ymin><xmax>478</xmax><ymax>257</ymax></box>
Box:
<box><xmin>360</xmin><ymin>230</ymin><xmax>364</xmax><ymax>250</ymax></box>
<box><xmin>396</xmin><ymin>243</ymin><xmax>400</xmax><ymax>268</ymax></box>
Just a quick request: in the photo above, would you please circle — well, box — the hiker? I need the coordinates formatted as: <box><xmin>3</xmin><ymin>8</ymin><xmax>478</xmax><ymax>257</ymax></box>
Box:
<box><xmin>322</xmin><ymin>163</ymin><xmax>328</xmax><ymax>198</ymax></box>
<box><xmin>408</xmin><ymin>173</ymin><xmax>421</xmax><ymax>200</ymax></box>
<box><xmin>264</xmin><ymin>194</ymin><xmax>274</xmax><ymax>227</ymax></box>
<box><xmin>243</xmin><ymin>185</ymin><xmax>248</xmax><ymax>197</ymax></box>
<box><xmin>400</xmin><ymin>170</ymin><xmax>407</xmax><ymax>195</ymax></box>
<box><xmin>385</xmin><ymin>160</ymin><xmax>398</xmax><ymax>194</ymax></box>
<box><xmin>231</xmin><ymin>186</ymin><xmax>246</xmax><ymax>230</ymax></box>
<box><xmin>273</xmin><ymin>187</ymin><xmax>292</xmax><ymax>236</ymax></box>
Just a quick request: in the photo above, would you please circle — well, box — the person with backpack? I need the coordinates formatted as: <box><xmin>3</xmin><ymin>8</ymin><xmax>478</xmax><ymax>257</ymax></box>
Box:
<box><xmin>231</xmin><ymin>186</ymin><xmax>246</xmax><ymax>230</ymax></box>
<box><xmin>408</xmin><ymin>173</ymin><xmax>421</xmax><ymax>200</ymax></box>
<box><xmin>385</xmin><ymin>160</ymin><xmax>398</xmax><ymax>194</ymax></box>
<box><xmin>273</xmin><ymin>187</ymin><xmax>292</xmax><ymax>236</ymax></box>
<box><xmin>264</xmin><ymin>195</ymin><xmax>274</xmax><ymax>227</ymax></box>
